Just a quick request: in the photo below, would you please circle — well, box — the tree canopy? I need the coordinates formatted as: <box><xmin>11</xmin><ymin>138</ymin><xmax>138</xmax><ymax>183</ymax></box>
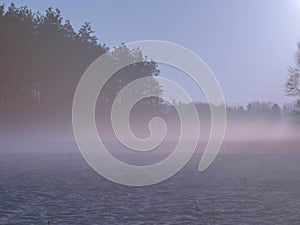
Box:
<box><xmin>0</xmin><ymin>3</ymin><xmax>161</xmax><ymax>128</ymax></box>
<box><xmin>286</xmin><ymin>43</ymin><xmax>300</xmax><ymax>98</ymax></box>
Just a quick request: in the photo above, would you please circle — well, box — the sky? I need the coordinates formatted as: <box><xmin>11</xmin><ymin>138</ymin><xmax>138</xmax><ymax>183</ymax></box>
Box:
<box><xmin>2</xmin><ymin>0</ymin><xmax>300</xmax><ymax>106</ymax></box>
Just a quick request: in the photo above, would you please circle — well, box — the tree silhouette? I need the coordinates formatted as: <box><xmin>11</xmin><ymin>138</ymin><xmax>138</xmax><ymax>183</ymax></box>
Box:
<box><xmin>0</xmin><ymin>3</ymin><xmax>162</xmax><ymax>131</ymax></box>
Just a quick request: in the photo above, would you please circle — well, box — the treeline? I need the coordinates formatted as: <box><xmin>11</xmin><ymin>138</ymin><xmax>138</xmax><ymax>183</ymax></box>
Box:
<box><xmin>0</xmin><ymin>3</ymin><xmax>161</xmax><ymax>128</ymax></box>
<box><xmin>163</xmin><ymin>101</ymin><xmax>298</xmax><ymax>120</ymax></box>
<box><xmin>0</xmin><ymin>3</ymin><xmax>299</xmax><ymax>132</ymax></box>
<box><xmin>0</xmin><ymin>4</ymin><xmax>105</xmax><ymax>113</ymax></box>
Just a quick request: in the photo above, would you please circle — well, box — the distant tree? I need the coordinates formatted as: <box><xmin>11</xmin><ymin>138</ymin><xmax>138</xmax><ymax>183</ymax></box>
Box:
<box><xmin>292</xmin><ymin>99</ymin><xmax>300</xmax><ymax>113</ymax></box>
<box><xmin>246</xmin><ymin>101</ymin><xmax>277</xmax><ymax>117</ymax></box>
<box><xmin>271</xmin><ymin>103</ymin><xmax>281</xmax><ymax>117</ymax></box>
<box><xmin>283</xmin><ymin>102</ymin><xmax>294</xmax><ymax>114</ymax></box>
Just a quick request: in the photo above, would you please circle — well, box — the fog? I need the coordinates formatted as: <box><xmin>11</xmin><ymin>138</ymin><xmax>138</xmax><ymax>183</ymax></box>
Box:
<box><xmin>1</xmin><ymin>108</ymin><xmax>300</xmax><ymax>157</ymax></box>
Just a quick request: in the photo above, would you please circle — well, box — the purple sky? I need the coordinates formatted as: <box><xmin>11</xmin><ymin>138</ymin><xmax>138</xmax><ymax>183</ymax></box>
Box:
<box><xmin>3</xmin><ymin>0</ymin><xmax>300</xmax><ymax>105</ymax></box>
